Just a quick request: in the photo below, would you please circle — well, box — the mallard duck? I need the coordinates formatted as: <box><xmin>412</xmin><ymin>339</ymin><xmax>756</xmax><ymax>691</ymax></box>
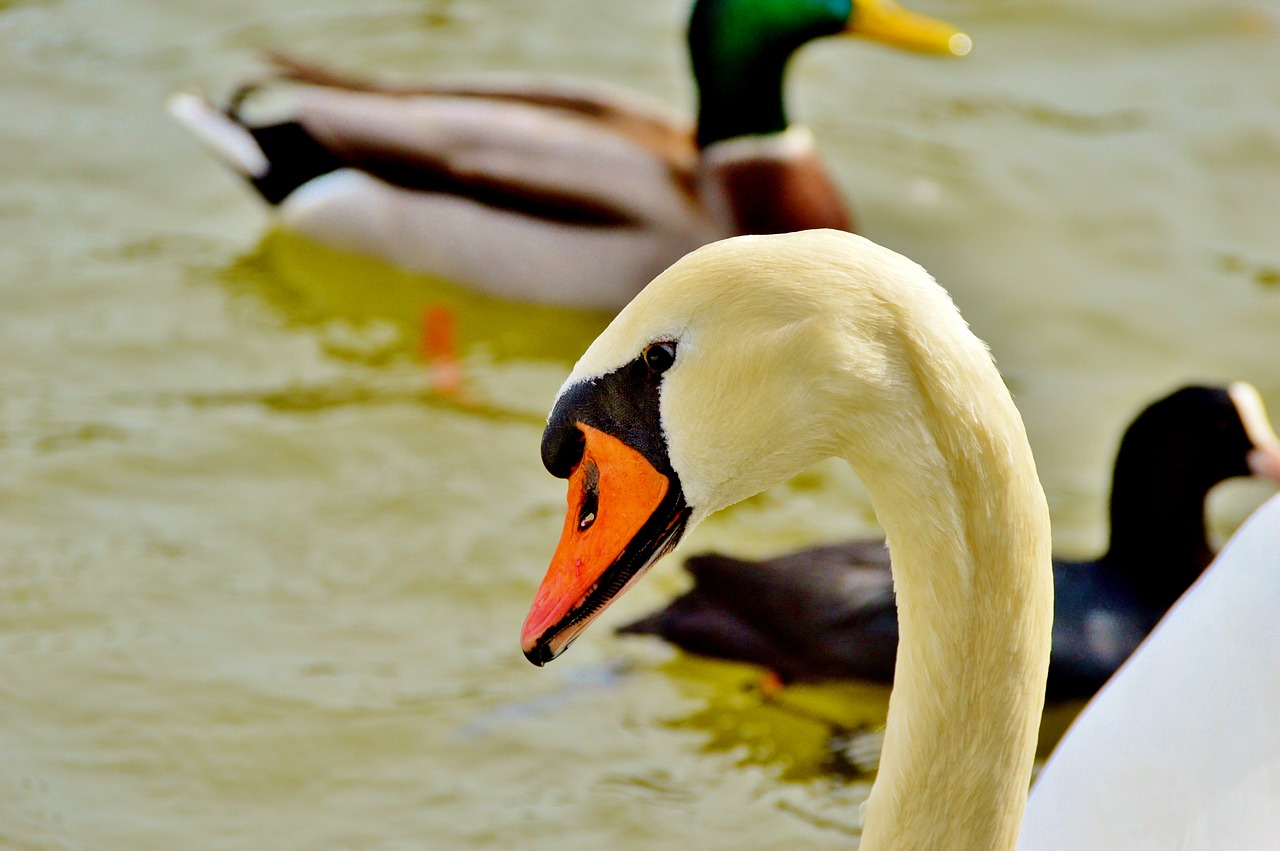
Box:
<box><xmin>617</xmin><ymin>383</ymin><xmax>1280</xmax><ymax>700</ymax></box>
<box><xmin>167</xmin><ymin>0</ymin><xmax>968</xmax><ymax>309</ymax></box>
<box><xmin>521</xmin><ymin>230</ymin><xmax>1280</xmax><ymax>848</ymax></box>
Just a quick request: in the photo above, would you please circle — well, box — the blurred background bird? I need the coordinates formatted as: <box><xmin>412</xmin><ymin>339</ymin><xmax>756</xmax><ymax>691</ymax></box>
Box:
<box><xmin>168</xmin><ymin>0</ymin><xmax>969</xmax><ymax>308</ymax></box>
<box><xmin>620</xmin><ymin>383</ymin><xmax>1280</xmax><ymax>700</ymax></box>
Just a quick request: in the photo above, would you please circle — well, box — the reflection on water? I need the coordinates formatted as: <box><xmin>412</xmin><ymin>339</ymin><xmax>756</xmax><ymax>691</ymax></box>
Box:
<box><xmin>231</xmin><ymin>231</ymin><xmax>612</xmax><ymax>367</ymax></box>
<box><xmin>202</xmin><ymin>231</ymin><xmax>614</xmax><ymax>424</ymax></box>
<box><xmin>1219</xmin><ymin>251</ymin><xmax>1280</xmax><ymax>291</ymax></box>
<box><xmin>640</xmin><ymin>654</ymin><xmax>1087</xmax><ymax>782</ymax></box>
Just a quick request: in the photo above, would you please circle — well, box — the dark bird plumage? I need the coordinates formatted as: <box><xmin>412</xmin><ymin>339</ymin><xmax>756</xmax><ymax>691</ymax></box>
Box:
<box><xmin>620</xmin><ymin>385</ymin><xmax>1280</xmax><ymax>700</ymax></box>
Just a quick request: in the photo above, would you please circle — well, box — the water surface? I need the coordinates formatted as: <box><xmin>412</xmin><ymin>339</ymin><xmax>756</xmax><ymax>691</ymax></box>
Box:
<box><xmin>2</xmin><ymin>0</ymin><xmax>1279</xmax><ymax>847</ymax></box>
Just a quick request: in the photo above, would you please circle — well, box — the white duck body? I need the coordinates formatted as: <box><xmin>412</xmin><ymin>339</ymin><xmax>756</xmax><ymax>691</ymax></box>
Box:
<box><xmin>169</xmin><ymin>1</ymin><xmax>970</xmax><ymax>308</ymax></box>
<box><xmin>268</xmin><ymin>79</ymin><xmax>728</xmax><ymax>309</ymax></box>
<box><xmin>524</xmin><ymin>230</ymin><xmax>1054</xmax><ymax>849</ymax></box>
<box><xmin>1021</xmin><ymin>490</ymin><xmax>1280</xmax><ymax>850</ymax></box>
<box><xmin>170</xmin><ymin>78</ymin><xmax>844</xmax><ymax>309</ymax></box>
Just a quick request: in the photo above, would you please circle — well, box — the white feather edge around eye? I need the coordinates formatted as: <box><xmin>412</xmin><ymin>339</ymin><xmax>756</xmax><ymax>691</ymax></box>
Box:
<box><xmin>556</xmin><ymin>327</ymin><xmax>690</xmax><ymax>399</ymax></box>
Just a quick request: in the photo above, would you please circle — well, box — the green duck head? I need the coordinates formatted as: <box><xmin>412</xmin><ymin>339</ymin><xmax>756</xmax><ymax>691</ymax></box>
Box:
<box><xmin>689</xmin><ymin>0</ymin><xmax>970</xmax><ymax>147</ymax></box>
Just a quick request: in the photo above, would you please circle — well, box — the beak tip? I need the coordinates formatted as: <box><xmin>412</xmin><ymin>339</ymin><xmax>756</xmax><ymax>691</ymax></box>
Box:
<box><xmin>1248</xmin><ymin>446</ymin><xmax>1280</xmax><ymax>484</ymax></box>
<box><xmin>949</xmin><ymin>33</ymin><xmax>973</xmax><ymax>56</ymax></box>
<box><xmin>522</xmin><ymin>637</ymin><xmax>556</xmax><ymax>667</ymax></box>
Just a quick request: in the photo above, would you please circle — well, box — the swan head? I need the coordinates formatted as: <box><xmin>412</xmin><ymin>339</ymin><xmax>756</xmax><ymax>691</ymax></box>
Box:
<box><xmin>522</xmin><ymin>230</ymin><xmax>958</xmax><ymax>664</ymax></box>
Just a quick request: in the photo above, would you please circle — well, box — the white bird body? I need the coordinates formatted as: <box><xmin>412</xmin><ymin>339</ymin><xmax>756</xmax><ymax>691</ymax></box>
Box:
<box><xmin>276</xmin><ymin>165</ymin><xmax>718</xmax><ymax>309</ymax></box>
<box><xmin>1022</xmin><ymin>490</ymin><xmax>1280</xmax><ymax>850</ymax></box>
<box><xmin>168</xmin><ymin>78</ymin><xmax>852</xmax><ymax>308</ymax></box>
<box><xmin>274</xmin><ymin>84</ymin><xmax>723</xmax><ymax>308</ymax></box>
<box><xmin>172</xmin><ymin>77</ymin><xmax>727</xmax><ymax>309</ymax></box>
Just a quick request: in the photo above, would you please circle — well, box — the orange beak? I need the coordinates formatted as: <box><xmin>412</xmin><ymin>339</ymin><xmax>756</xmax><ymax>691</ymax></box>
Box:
<box><xmin>522</xmin><ymin>423</ymin><xmax>688</xmax><ymax>665</ymax></box>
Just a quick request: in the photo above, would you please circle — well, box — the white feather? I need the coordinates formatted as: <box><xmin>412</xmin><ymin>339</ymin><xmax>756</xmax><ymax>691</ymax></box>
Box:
<box><xmin>166</xmin><ymin>93</ymin><xmax>269</xmax><ymax>178</ymax></box>
<box><xmin>1021</xmin><ymin>491</ymin><xmax>1280</xmax><ymax>850</ymax></box>
<box><xmin>277</xmin><ymin>169</ymin><xmax>716</xmax><ymax>310</ymax></box>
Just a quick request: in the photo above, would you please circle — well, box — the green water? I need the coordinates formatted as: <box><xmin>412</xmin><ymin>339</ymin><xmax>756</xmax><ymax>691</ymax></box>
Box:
<box><xmin>2</xmin><ymin>0</ymin><xmax>1278</xmax><ymax>847</ymax></box>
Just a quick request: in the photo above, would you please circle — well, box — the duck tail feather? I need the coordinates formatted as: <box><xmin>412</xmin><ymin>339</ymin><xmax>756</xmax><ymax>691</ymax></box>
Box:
<box><xmin>262</xmin><ymin>50</ymin><xmax>382</xmax><ymax>93</ymax></box>
<box><xmin>166</xmin><ymin>92</ymin><xmax>269</xmax><ymax>179</ymax></box>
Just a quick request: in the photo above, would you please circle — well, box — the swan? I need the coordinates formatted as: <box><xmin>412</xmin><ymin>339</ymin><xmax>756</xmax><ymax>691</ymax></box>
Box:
<box><xmin>522</xmin><ymin>229</ymin><xmax>1053</xmax><ymax>848</ymax></box>
<box><xmin>616</xmin><ymin>383</ymin><xmax>1280</xmax><ymax>700</ymax></box>
<box><xmin>167</xmin><ymin>0</ymin><xmax>969</xmax><ymax>309</ymax></box>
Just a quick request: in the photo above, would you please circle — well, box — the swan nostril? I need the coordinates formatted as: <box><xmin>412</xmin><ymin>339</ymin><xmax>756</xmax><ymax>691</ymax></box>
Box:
<box><xmin>578</xmin><ymin>465</ymin><xmax>599</xmax><ymax>531</ymax></box>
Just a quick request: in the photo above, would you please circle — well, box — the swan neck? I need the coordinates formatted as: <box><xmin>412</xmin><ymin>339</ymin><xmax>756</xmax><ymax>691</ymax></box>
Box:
<box><xmin>848</xmin><ymin>334</ymin><xmax>1053</xmax><ymax>850</ymax></box>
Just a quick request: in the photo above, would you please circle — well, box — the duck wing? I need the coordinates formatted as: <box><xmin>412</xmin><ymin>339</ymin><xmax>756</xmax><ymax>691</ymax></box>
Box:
<box><xmin>262</xmin><ymin>54</ymin><xmax>702</xmax><ymax>228</ymax></box>
<box><xmin>267</xmin><ymin>52</ymin><xmax>695</xmax><ymax>168</ymax></box>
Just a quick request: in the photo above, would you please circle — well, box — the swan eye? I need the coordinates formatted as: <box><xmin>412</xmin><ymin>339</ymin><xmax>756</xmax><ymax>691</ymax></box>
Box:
<box><xmin>644</xmin><ymin>341</ymin><xmax>676</xmax><ymax>373</ymax></box>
